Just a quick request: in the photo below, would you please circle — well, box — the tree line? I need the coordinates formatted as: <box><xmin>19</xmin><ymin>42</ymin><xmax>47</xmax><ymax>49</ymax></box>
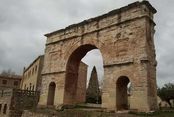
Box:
<box><xmin>0</xmin><ymin>69</ymin><xmax>16</xmax><ymax>77</ymax></box>
<box><xmin>158</xmin><ymin>83</ymin><xmax>174</xmax><ymax>108</ymax></box>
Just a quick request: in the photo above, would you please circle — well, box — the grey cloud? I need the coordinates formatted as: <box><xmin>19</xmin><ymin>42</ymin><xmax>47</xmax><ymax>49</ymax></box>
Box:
<box><xmin>150</xmin><ymin>0</ymin><xmax>174</xmax><ymax>86</ymax></box>
<box><xmin>0</xmin><ymin>0</ymin><xmax>173</xmax><ymax>87</ymax></box>
<box><xmin>0</xmin><ymin>0</ymin><xmax>47</xmax><ymax>74</ymax></box>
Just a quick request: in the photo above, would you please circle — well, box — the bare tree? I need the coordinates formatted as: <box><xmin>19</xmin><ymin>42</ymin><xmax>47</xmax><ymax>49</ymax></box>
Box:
<box><xmin>0</xmin><ymin>69</ymin><xmax>16</xmax><ymax>77</ymax></box>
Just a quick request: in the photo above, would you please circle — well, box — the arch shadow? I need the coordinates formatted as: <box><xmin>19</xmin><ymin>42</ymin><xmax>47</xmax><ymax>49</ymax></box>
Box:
<box><xmin>47</xmin><ymin>82</ymin><xmax>56</xmax><ymax>106</ymax></box>
<box><xmin>116</xmin><ymin>76</ymin><xmax>130</xmax><ymax>111</ymax></box>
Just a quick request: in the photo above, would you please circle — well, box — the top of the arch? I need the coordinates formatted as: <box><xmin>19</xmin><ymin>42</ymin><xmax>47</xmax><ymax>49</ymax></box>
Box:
<box><xmin>45</xmin><ymin>1</ymin><xmax>156</xmax><ymax>37</ymax></box>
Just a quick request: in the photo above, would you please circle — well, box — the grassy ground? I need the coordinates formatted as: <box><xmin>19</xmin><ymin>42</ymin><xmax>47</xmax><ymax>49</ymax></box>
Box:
<box><xmin>131</xmin><ymin>111</ymin><xmax>174</xmax><ymax>117</ymax></box>
<box><xmin>130</xmin><ymin>108</ymin><xmax>174</xmax><ymax>117</ymax></box>
<box><xmin>29</xmin><ymin>107</ymin><xmax>174</xmax><ymax>117</ymax></box>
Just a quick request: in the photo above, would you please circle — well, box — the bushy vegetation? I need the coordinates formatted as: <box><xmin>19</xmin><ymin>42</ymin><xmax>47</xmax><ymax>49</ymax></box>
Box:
<box><xmin>157</xmin><ymin>83</ymin><xmax>174</xmax><ymax>107</ymax></box>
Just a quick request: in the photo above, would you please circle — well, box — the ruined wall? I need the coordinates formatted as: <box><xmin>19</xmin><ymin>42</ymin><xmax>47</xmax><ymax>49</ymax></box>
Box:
<box><xmin>39</xmin><ymin>1</ymin><xmax>157</xmax><ymax>112</ymax></box>
<box><xmin>0</xmin><ymin>89</ymin><xmax>40</xmax><ymax>117</ymax></box>
<box><xmin>0</xmin><ymin>89</ymin><xmax>13</xmax><ymax>117</ymax></box>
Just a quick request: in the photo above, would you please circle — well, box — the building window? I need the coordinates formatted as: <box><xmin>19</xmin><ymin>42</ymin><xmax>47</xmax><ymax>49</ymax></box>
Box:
<box><xmin>25</xmin><ymin>74</ymin><xmax>27</xmax><ymax>78</ymax></box>
<box><xmin>14</xmin><ymin>81</ymin><xmax>18</xmax><ymax>86</ymax></box>
<box><xmin>3</xmin><ymin>104</ymin><xmax>7</xmax><ymax>114</ymax></box>
<box><xmin>24</xmin><ymin>84</ymin><xmax>26</xmax><ymax>90</ymax></box>
<box><xmin>28</xmin><ymin>71</ymin><xmax>31</xmax><ymax>77</ymax></box>
<box><xmin>2</xmin><ymin>80</ymin><xmax>7</xmax><ymax>85</ymax></box>
<box><xmin>32</xmin><ymin>68</ymin><xmax>34</xmax><ymax>75</ymax></box>
<box><xmin>1</xmin><ymin>90</ymin><xmax>3</xmax><ymax>97</ymax></box>
<box><xmin>35</xmin><ymin>65</ymin><xmax>38</xmax><ymax>72</ymax></box>
<box><xmin>0</xmin><ymin>104</ymin><xmax>2</xmax><ymax>113</ymax></box>
<box><xmin>30</xmin><ymin>83</ymin><xmax>32</xmax><ymax>90</ymax></box>
<box><xmin>32</xmin><ymin>85</ymin><xmax>35</xmax><ymax>91</ymax></box>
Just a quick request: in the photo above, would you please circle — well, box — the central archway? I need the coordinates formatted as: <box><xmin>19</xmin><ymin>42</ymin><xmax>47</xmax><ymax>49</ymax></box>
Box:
<box><xmin>64</xmin><ymin>44</ymin><xmax>100</xmax><ymax>104</ymax></box>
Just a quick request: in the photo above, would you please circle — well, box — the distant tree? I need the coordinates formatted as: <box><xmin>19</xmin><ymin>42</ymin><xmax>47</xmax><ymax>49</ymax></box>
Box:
<box><xmin>157</xmin><ymin>83</ymin><xmax>174</xmax><ymax>108</ymax></box>
<box><xmin>86</xmin><ymin>67</ymin><xmax>101</xmax><ymax>104</ymax></box>
<box><xmin>0</xmin><ymin>69</ymin><xmax>16</xmax><ymax>77</ymax></box>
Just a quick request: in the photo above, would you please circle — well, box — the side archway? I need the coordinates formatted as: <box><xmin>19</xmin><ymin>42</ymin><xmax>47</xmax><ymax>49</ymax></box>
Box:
<box><xmin>47</xmin><ymin>82</ymin><xmax>56</xmax><ymax>106</ymax></box>
<box><xmin>116</xmin><ymin>76</ymin><xmax>130</xmax><ymax>110</ymax></box>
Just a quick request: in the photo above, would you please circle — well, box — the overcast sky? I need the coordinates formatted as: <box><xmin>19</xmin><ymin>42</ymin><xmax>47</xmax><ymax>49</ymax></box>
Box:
<box><xmin>0</xmin><ymin>0</ymin><xmax>174</xmax><ymax>87</ymax></box>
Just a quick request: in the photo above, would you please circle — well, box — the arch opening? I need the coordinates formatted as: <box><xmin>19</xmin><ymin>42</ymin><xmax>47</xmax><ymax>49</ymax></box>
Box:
<box><xmin>47</xmin><ymin>82</ymin><xmax>56</xmax><ymax>106</ymax></box>
<box><xmin>116</xmin><ymin>76</ymin><xmax>130</xmax><ymax>111</ymax></box>
<box><xmin>64</xmin><ymin>44</ymin><xmax>103</xmax><ymax>105</ymax></box>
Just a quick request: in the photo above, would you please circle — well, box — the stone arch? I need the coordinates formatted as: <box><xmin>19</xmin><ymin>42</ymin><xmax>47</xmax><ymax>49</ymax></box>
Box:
<box><xmin>39</xmin><ymin>1</ymin><xmax>158</xmax><ymax>112</ymax></box>
<box><xmin>47</xmin><ymin>82</ymin><xmax>56</xmax><ymax>106</ymax></box>
<box><xmin>116</xmin><ymin>76</ymin><xmax>130</xmax><ymax>110</ymax></box>
<box><xmin>64</xmin><ymin>44</ymin><xmax>103</xmax><ymax>104</ymax></box>
<box><xmin>64</xmin><ymin>40</ymin><xmax>102</xmax><ymax>64</ymax></box>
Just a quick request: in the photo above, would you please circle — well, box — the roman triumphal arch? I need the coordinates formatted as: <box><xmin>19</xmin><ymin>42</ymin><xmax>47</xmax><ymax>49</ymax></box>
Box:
<box><xmin>39</xmin><ymin>1</ymin><xmax>158</xmax><ymax>112</ymax></box>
